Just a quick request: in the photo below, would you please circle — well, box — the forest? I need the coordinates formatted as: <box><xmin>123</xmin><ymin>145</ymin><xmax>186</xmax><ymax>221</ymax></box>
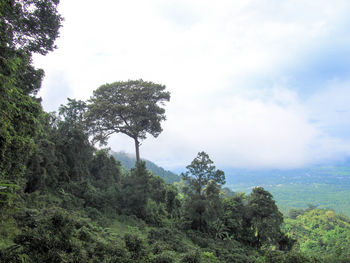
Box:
<box><xmin>1</xmin><ymin>1</ymin><xmax>350</xmax><ymax>262</ymax></box>
<box><xmin>224</xmin><ymin>166</ymin><xmax>350</xmax><ymax>217</ymax></box>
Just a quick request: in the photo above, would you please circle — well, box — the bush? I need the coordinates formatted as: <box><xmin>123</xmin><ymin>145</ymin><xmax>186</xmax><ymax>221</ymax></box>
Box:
<box><xmin>151</xmin><ymin>241</ymin><xmax>172</xmax><ymax>255</ymax></box>
<box><xmin>124</xmin><ymin>233</ymin><xmax>146</xmax><ymax>260</ymax></box>
<box><xmin>13</xmin><ymin>209</ymin><xmax>77</xmax><ymax>262</ymax></box>
<box><xmin>85</xmin><ymin>206</ymin><xmax>101</xmax><ymax>220</ymax></box>
<box><xmin>148</xmin><ymin>227</ymin><xmax>188</xmax><ymax>252</ymax></box>
<box><xmin>152</xmin><ymin>251</ymin><xmax>175</xmax><ymax>263</ymax></box>
<box><xmin>201</xmin><ymin>251</ymin><xmax>219</xmax><ymax>263</ymax></box>
<box><xmin>0</xmin><ymin>246</ymin><xmax>29</xmax><ymax>263</ymax></box>
<box><xmin>186</xmin><ymin>230</ymin><xmax>214</xmax><ymax>249</ymax></box>
<box><xmin>181</xmin><ymin>250</ymin><xmax>201</xmax><ymax>263</ymax></box>
<box><xmin>261</xmin><ymin>250</ymin><xmax>316</xmax><ymax>263</ymax></box>
<box><xmin>146</xmin><ymin>199</ymin><xmax>167</xmax><ymax>226</ymax></box>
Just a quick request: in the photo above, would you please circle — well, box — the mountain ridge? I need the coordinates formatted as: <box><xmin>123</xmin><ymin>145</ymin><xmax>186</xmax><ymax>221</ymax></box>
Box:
<box><xmin>111</xmin><ymin>151</ymin><xmax>181</xmax><ymax>183</ymax></box>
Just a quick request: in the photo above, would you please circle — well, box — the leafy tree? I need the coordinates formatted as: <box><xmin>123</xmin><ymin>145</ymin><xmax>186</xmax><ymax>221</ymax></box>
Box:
<box><xmin>182</xmin><ymin>152</ymin><xmax>225</xmax><ymax>197</ymax></box>
<box><xmin>86</xmin><ymin>79</ymin><xmax>170</xmax><ymax>162</ymax></box>
<box><xmin>0</xmin><ymin>0</ymin><xmax>62</xmax><ymax>192</ymax></box>
<box><xmin>182</xmin><ymin>152</ymin><xmax>225</xmax><ymax>231</ymax></box>
<box><xmin>165</xmin><ymin>184</ymin><xmax>181</xmax><ymax>219</ymax></box>
<box><xmin>205</xmin><ymin>180</ymin><xmax>223</xmax><ymax>222</ymax></box>
<box><xmin>58</xmin><ymin>98</ymin><xmax>87</xmax><ymax>126</ymax></box>
<box><xmin>84</xmin><ymin>150</ymin><xmax>121</xmax><ymax>213</ymax></box>
<box><xmin>247</xmin><ymin>187</ymin><xmax>284</xmax><ymax>249</ymax></box>
<box><xmin>1</xmin><ymin>0</ymin><xmax>63</xmax><ymax>96</ymax></box>
<box><xmin>148</xmin><ymin>175</ymin><xmax>167</xmax><ymax>204</ymax></box>
<box><xmin>0</xmin><ymin>58</ymin><xmax>42</xmax><ymax>183</ymax></box>
<box><xmin>55</xmin><ymin>99</ymin><xmax>93</xmax><ymax>182</ymax></box>
<box><xmin>120</xmin><ymin>161</ymin><xmax>150</xmax><ymax>219</ymax></box>
<box><xmin>0</xmin><ymin>49</ymin><xmax>43</xmax><ymax>209</ymax></box>
<box><xmin>24</xmin><ymin>99</ymin><xmax>92</xmax><ymax>193</ymax></box>
<box><xmin>220</xmin><ymin>194</ymin><xmax>246</xmax><ymax>241</ymax></box>
<box><xmin>89</xmin><ymin>149</ymin><xmax>121</xmax><ymax>189</ymax></box>
<box><xmin>24</xmin><ymin>113</ymin><xmax>58</xmax><ymax>193</ymax></box>
<box><xmin>0</xmin><ymin>0</ymin><xmax>63</xmax><ymax>56</ymax></box>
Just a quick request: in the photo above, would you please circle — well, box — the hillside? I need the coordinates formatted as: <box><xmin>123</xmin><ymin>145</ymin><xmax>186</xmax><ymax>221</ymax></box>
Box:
<box><xmin>111</xmin><ymin>151</ymin><xmax>181</xmax><ymax>183</ymax></box>
<box><xmin>3</xmin><ymin>1</ymin><xmax>350</xmax><ymax>262</ymax></box>
<box><xmin>110</xmin><ymin>153</ymin><xmax>350</xmax><ymax>216</ymax></box>
<box><xmin>284</xmin><ymin>207</ymin><xmax>350</xmax><ymax>262</ymax></box>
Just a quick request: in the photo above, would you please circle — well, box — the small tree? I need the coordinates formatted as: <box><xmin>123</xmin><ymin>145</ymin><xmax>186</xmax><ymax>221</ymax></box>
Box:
<box><xmin>86</xmin><ymin>79</ymin><xmax>170</xmax><ymax>162</ymax></box>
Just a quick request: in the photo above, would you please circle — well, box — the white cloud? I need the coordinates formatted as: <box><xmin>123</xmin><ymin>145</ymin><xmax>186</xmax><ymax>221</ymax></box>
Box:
<box><xmin>39</xmin><ymin>71</ymin><xmax>73</xmax><ymax>112</ymax></box>
<box><xmin>33</xmin><ymin>0</ymin><xmax>350</xmax><ymax>170</ymax></box>
<box><xmin>136</xmin><ymin>87</ymin><xmax>317</xmax><ymax>169</ymax></box>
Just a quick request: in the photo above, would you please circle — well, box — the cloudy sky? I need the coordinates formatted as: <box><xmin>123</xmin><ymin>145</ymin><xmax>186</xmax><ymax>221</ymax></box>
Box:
<box><xmin>33</xmin><ymin>0</ymin><xmax>350</xmax><ymax>170</ymax></box>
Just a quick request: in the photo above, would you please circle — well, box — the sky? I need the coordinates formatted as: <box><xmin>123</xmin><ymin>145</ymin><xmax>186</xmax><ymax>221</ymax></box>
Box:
<box><xmin>33</xmin><ymin>0</ymin><xmax>350</xmax><ymax>171</ymax></box>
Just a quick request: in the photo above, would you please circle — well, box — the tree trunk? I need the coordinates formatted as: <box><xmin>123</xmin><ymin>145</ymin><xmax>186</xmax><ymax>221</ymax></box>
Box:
<box><xmin>134</xmin><ymin>138</ymin><xmax>140</xmax><ymax>163</ymax></box>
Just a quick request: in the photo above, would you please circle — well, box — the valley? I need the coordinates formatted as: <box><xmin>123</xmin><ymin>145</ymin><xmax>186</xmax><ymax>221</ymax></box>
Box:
<box><xmin>224</xmin><ymin>165</ymin><xmax>350</xmax><ymax>216</ymax></box>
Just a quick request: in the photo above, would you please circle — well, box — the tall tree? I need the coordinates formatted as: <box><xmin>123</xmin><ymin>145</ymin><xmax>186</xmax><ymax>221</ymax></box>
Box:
<box><xmin>86</xmin><ymin>79</ymin><xmax>170</xmax><ymax>162</ymax></box>
<box><xmin>24</xmin><ymin>99</ymin><xmax>92</xmax><ymax>193</ymax></box>
<box><xmin>247</xmin><ymin>187</ymin><xmax>284</xmax><ymax>249</ymax></box>
<box><xmin>0</xmin><ymin>0</ymin><xmax>62</xmax><ymax>186</ymax></box>
<box><xmin>182</xmin><ymin>152</ymin><xmax>225</xmax><ymax>231</ymax></box>
<box><xmin>182</xmin><ymin>151</ymin><xmax>225</xmax><ymax>197</ymax></box>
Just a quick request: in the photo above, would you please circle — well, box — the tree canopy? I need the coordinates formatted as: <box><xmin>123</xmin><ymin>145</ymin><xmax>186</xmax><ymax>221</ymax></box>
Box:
<box><xmin>0</xmin><ymin>0</ymin><xmax>63</xmax><ymax>56</ymax></box>
<box><xmin>247</xmin><ymin>187</ymin><xmax>284</xmax><ymax>249</ymax></box>
<box><xmin>0</xmin><ymin>0</ymin><xmax>63</xmax><ymax>186</ymax></box>
<box><xmin>182</xmin><ymin>152</ymin><xmax>225</xmax><ymax>231</ymax></box>
<box><xmin>182</xmin><ymin>151</ymin><xmax>225</xmax><ymax>197</ymax></box>
<box><xmin>86</xmin><ymin>79</ymin><xmax>170</xmax><ymax>162</ymax></box>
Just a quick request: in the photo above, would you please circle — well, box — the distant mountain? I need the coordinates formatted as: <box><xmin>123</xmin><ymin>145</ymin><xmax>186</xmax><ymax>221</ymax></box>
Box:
<box><xmin>111</xmin><ymin>151</ymin><xmax>181</xmax><ymax>183</ymax></box>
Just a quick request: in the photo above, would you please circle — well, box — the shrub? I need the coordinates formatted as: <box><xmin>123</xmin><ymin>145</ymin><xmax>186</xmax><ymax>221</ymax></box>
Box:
<box><xmin>181</xmin><ymin>249</ymin><xmax>201</xmax><ymax>263</ymax></box>
<box><xmin>124</xmin><ymin>233</ymin><xmax>146</xmax><ymax>260</ymax></box>
<box><xmin>201</xmin><ymin>251</ymin><xmax>219</xmax><ymax>263</ymax></box>
<box><xmin>152</xmin><ymin>251</ymin><xmax>175</xmax><ymax>263</ymax></box>
<box><xmin>148</xmin><ymin>227</ymin><xmax>187</xmax><ymax>252</ymax></box>
<box><xmin>262</xmin><ymin>250</ymin><xmax>315</xmax><ymax>263</ymax></box>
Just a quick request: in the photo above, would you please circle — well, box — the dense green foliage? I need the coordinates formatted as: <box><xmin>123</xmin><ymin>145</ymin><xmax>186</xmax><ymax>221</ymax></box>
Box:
<box><xmin>2</xmin><ymin>1</ymin><xmax>349</xmax><ymax>262</ymax></box>
<box><xmin>285</xmin><ymin>207</ymin><xmax>350</xmax><ymax>262</ymax></box>
<box><xmin>0</xmin><ymin>0</ymin><xmax>62</xmax><ymax>211</ymax></box>
<box><xmin>181</xmin><ymin>152</ymin><xmax>225</xmax><ymax>232</ymax></box>
<box><xmin>0</xmin><ymin>100</ymin><xmax>298</xmax><ymax>262</ymax></box>
<box><xmin>269</xmin><ymin>183</ymin><xmax>350</xmax><ymax>216</ymax></box>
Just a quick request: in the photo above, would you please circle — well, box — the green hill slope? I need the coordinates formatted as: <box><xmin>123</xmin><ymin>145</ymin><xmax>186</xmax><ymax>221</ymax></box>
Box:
<box><xmin>284</xmin><ymin>208</ymin><xmax>350</xmax><ymax>262</ymax></box>
<box><xmin>111</xmin><ymin>151</ymin><xmax>180</xmax><ymax>183</ymax></box>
